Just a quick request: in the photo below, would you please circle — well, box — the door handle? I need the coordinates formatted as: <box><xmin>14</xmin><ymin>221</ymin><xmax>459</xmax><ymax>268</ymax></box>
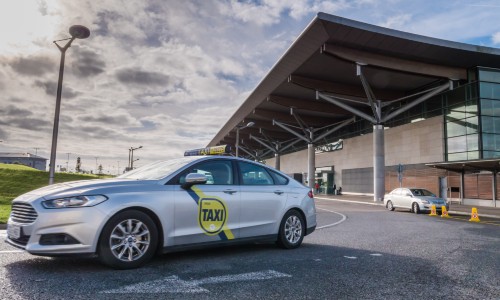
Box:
<box><xmin>223</xmin><ymin>189</ymin><xmax>237</xmax><ymax>195</ymax></box>
<box><xmin>274</xmin><ymin>190</ymin><xmax>284</xmax><ymax>195</ymax></box>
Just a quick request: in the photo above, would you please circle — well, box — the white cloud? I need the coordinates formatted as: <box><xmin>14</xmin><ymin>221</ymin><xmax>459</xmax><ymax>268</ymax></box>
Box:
<box><xmin>492</xmin><ymin>32</ymin><xmax>500</xmax><ymax>45</ymax></box>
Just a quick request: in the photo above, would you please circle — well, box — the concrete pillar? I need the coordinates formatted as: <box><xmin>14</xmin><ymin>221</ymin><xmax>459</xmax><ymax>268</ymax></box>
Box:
<box><xmin>308</xmin><ymin>142</ymin><xmax>315</xmax><ymax>190</ymax></box>
<box><xmin>460</xmin><ymin>170</ymin><xmax>465</xmax><ymax>205</ymax></box>
<box><xmin>493</xmin><ymin>171</ymin><xmax>497</xmax><ymax>208</ymax></box>
<box><xmin>373</xmin><ymin>125</ymin><xmax>385</xmax><ymax>202</ymax></box>
<box><xmin>275</xmin><ymin>153</ymin><xmax>280</xmax><ymax>170</ymax></box>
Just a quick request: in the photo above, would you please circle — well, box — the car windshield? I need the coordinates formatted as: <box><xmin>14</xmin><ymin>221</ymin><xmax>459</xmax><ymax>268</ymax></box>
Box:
<box><xmin>410</xmin><ymin>189</ymin><xmax>435</xmax><ymax>197</ymax></box>
<box><xmin>118</xmin><ymin>157</ymin><xmax>199</xmax><ymax>180</ymax></box>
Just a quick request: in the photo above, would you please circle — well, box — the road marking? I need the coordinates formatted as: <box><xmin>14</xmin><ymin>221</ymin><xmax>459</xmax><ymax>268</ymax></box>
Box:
<box><xmin>370</xmin><ymin>253</ymin><xmax>383</xmax><ymax>257</ymax></box>
<box><xmin>101</xmin><ymin>270</ymin><xmax>291</xmax><ymax>294</ymax></box>
<box><xmin>344</xmin><ymin>256</ymin><xmax>357</xmax><ymax>259</ymax></box>
<box><xmin>316</xmin><ymin>207</ymin><xmax>347</xmax><ymax>229</ymax></box>
<box><xmin>0</xmin><ymin>250</ymin><xmax>24</xmax><ymax>254</ymax></box>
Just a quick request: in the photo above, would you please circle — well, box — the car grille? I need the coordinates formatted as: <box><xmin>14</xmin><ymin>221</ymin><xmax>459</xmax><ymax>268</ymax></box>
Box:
<box><xmin>11</xmin><ymin>203</ymin><xmax>38</xmax><ymax>224</ymax></box>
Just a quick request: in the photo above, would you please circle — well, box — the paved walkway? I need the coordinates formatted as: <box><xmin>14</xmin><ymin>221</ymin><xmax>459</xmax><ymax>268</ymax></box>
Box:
<box><xmin>315</xmin><ymin>193</ymin><xmax>500</xmax><ymax>219</ymax></box>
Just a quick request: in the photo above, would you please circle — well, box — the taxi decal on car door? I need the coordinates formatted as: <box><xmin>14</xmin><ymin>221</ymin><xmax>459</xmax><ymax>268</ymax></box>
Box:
<box><xmin>187</xmin><ymin>186</ymin><xmax>234</xmax><ymax>240</ymax></box>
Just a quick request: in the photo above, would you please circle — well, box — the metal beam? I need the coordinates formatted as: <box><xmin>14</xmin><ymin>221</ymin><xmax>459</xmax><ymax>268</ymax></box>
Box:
<box><xmin>317</xmin><ymin>91</ymin><xmax>377</xmax><ymax>123</ymax></box>
<box><xmin>357</xmin><ymin>64</ymin><xmax>381</xmax><ymax>123</ymax></box>
<box><xmin>273</xmin><ymin>119</ymin><xmax>311</xmax><ymax>143</ymax></box>
<box><xmin>322</xmin><ymin>44</ymin><xmax>467</xmax><ymax>80</ymax></box>
<box><xmin>382</xmin><ymin>81</ymin><xmax>451</xmax><ymax>122</ymax></box>
<box><xmin>313</xmin><ymin>116</ymin><xmax>356</xmax><ymax>143</ymax></box>
<box><xmin>253</xmin><ymin>108</ymin><xmax>333</xmax><ymax>127</ymax></box>
<box><xmin>268</xmin><ymin>95</ymin><xmax>350</xmax><ymax>115</ymax></box>
<box><xmin>289</xmin><ymin>74</ymin><xmax>404</xmax><ymax>100</ymax></box>
<box><xmin>250</xmin><ymin>134</ymin><xmax>277</xmax><ymax>153</ymax></box>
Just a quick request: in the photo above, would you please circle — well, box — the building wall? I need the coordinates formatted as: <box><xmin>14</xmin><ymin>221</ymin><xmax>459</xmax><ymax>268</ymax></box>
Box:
<box><xmin>267</xmin><ymin>116</ymin><xmax>445</xmax><ymax>192</ymax></box>
<box><xmin>0</xmin><ymin>157</ymin><xmax>47</xmax><ymax>171</ymax></box>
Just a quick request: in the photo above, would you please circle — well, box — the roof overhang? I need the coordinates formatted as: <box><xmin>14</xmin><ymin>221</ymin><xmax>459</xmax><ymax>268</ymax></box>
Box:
<box><xmin>426</xmin><ymin>159</ymin><xmax>500</xmax><ymax>173</ymax></box>
<box><xmin>208</xmin><ymin>13</ymin><xmax>500</xmax><ymax>158</ymax></box>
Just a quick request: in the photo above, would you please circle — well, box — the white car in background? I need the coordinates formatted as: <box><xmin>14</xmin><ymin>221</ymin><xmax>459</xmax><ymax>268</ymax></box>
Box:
<box><xmin>6</xmin><ymin>156</ymin><xmax>316</xmax><ymax>269</ymax></box>
<box><xmin>384</xmin><ymin>188</ymin><xmax>448</xmax><ymax>214</ymax></box>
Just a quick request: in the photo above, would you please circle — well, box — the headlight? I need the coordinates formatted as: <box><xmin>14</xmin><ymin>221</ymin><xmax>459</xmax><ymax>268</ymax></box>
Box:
<box><xmin>420</xmin><ymin>199</ymin><xmax>429</xmax><ymax>204</ymax></box>
<box><xmin>42</xmin><ymin>195</ymin><xmax>108</xmax><ymax>209</ymax></box>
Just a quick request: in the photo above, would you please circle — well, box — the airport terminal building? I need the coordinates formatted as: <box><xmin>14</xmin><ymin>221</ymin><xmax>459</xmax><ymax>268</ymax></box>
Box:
<box><xmin>208</xmin><ymin>13</ymin><xmax>500</xmax><ymax>208</ymax></box>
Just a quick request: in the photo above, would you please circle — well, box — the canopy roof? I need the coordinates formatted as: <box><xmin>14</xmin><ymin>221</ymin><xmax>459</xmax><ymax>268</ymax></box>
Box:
<box><xmin>208</xmin><ymin>13</ymin><xmax>500</xmax><ymax>158</ymax></box>
<box><xmin>427</xmin><ymin>159</ymin><xmax>500</xmax><ymax>173</ymax></box>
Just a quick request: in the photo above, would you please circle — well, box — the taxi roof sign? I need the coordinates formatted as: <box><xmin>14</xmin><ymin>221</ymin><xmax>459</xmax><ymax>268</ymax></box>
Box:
<box><xmin>184</xmin><ymin>145</ymin><xmax>232</xmax><ymax>156</ymax></box>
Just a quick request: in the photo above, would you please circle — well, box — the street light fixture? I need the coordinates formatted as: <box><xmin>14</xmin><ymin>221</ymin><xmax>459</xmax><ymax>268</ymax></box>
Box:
<box><xmin>48</xmin><ymin>25</ymin><xmax>90</xmax><ymax>185</ymax></box>
<box><xmin>128</xmin><ymin>146</ymin><xmax>143</xmax><ymax>170</ymax></box>
<box><xmin>235</xmin><ymin>121</ymin><xmax>254</xmax><ymax>157</ymax></box>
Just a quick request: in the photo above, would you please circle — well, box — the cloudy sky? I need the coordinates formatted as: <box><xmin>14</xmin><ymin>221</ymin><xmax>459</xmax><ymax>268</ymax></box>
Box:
<box><xmin>1</xmin><ymin>0</ymin><xmax>499</xmax><ymax>174</ymax></box>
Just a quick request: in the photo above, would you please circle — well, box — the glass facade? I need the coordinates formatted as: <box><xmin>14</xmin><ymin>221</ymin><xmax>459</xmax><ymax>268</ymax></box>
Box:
<box><xmin>444</xmin><ymin>67</ymin><xmax>500</xmax><ymax>161</ymax></box>
<box><xmin>444</xmin><ymin>83</ymin><xmax>480</xmax><ymax>161</ymax></box>
<box><xmin>478</xmin><ymin>68</ymin><xmax>500</xmax><ymax>159</ymax></box>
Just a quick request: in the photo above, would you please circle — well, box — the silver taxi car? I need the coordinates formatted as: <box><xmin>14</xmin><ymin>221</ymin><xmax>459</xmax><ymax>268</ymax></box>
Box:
<box><xmin>384</xmin><ymin>188</ymin><xmax>448</xmax><ymax>214</ymax></box>
<box><xmin>6</xmin><ymin>156</ymin><xmax>316</xmax><ymax>269</ymax></box>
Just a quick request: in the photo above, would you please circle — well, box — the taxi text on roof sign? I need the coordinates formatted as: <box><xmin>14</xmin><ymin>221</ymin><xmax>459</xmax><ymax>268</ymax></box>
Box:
<box><xmin>184</xmin><ymin>145</ymin><xmax>231</xmax><ymax>156</ymax></box>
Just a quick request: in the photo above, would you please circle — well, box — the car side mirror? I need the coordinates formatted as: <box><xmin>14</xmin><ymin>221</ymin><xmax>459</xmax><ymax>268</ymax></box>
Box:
<box><xmin>181</xmin><ymin>173</ymin><xmax>207</xmax><ymax>190</ymax></box>
<box><xmin>406</xmin><ymin>192</ymin><xmax>413</xmax><ymax>197</ymax></box>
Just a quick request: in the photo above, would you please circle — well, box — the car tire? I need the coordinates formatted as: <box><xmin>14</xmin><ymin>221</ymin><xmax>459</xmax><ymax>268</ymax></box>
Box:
<box><xmin>386</xmin><ymin>200</ymin><xmax>395</xmax><ymax>211</ymax></box>
<box><xmin>412</xmin><ymin>202</ymin><xmax>420</xmax><ymax>214</ymax></box>
<box><xmin>276</xmin><ymin>210</ymin><xmax>305</xmax><ymax>249</ymax></box>
<box><xmin>98</xmin><ymin>210</ymin><xmax>158</xmax><ymax>269</ymax></box>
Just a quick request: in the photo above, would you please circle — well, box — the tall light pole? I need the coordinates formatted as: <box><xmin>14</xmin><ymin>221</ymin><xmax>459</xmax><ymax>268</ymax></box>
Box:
<box><xmin>48</xmin><ymin>25</ymin><xmax>90</xmax><ymax>185</ymax></box>
<box><xmin>129</xmin><ymin>146</ymin><xmax>142</xmax><ymax>170</ymax></box>
<box><xmin>66</xmin><ymin>152</ymin><xmax>71</xmax><ymax>172</ymax></box>
<box><xmin>235</xmin><ymin>122</ymin><xmax>254</xmax><ymax>157</ymax></box>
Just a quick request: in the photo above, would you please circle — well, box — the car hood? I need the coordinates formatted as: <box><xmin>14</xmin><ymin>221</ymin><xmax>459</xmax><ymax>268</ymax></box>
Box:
<box><xmin>14</xmin><ymin>178</ymin><xmax>158</xmax><ymax>202</ymax></box>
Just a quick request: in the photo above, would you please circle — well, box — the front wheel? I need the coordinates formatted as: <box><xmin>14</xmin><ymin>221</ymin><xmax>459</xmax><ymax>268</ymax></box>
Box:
<box><xmin>98</xmin><ymin>210</ymin><xmax>158</xmax><ymax>269</ymax></box>
<box><xmin>412</xmin><ymin>202</ymin><xmax>420</xmax><ymax>214</ymax></box>
<box><xmin>277</xmin><ymin>210</ymin><xmax>305</xmax><ymax>249</ymax></box>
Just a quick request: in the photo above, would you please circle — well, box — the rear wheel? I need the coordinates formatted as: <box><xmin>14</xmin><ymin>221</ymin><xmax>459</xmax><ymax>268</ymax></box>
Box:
<box><xmin>277</xmin><ymin>210</ymin><xmax>305</xmax><ymax>249</ymax></box>
<box><xmin>412</xmin><ymin>202</ymin><xmax>420</xmax><ymax>214</ymax></box>
<box><xmin>98</xmin><ymin>210</ymin><xmax>158</xmax><ymax>269</ymax></box>
<box><xmin>386</xmin><ymin>200</ymin><xmax>395</xmax><ymax>211</ymax></box>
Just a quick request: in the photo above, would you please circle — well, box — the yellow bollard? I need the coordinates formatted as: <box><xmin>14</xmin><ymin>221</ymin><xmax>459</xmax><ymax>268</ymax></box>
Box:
<box><xmin>441</xmin><ymin>206</ymin><xmax>450</xmax><ymax>218</ymax></box>
<box><xmin>469</xmin><ymin>207</ymin><xmax>480</xmax><ymax>222</ymax></box>
<box><xmin>429</xmin><ymin>204</ymin><xmax>437</xmax><ymax>216</ymax></box>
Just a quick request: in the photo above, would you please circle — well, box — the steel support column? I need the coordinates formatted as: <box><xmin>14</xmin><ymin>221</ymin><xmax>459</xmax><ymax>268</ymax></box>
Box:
<box><xmin>460</xmin><ymin>170</ymin><xmax>465</xmax><ymax>205</ymax></box>
<box><xmin>308</xmin><ymin>131</ymin><xmax>315</xmax><ymax>190</ymax></box>
<box><xmin>275</xmin><ymin>153</ymin><xmax>280</xmax><ymax>170</ymax></box>
<box><xmin>493</xmin><ymin>170</ymin><xmax>497</xmax><ymax>207</ymax></box>
<box><xmin>373</xmin><ymin>125</ymin><xmax>385</xmax><ymax>201</ymax></box>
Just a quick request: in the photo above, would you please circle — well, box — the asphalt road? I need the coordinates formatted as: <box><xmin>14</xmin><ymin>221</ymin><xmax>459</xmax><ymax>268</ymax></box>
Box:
<box><xmin>1</xmin><ymin>199</ymin><xmax>499</xmax><ymax>299</ymax></box>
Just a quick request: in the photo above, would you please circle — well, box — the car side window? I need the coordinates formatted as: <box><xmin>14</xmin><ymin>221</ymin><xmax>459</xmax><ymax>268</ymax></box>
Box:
<box><xmin>271</xmin><ymin>171</ymin><xmax>289</xmax><ymax>185</ymax></box>
<box><xmin>238</xmin><ymin>162</ymin><xmax>274</xmax><ymax>185</ymax></box>
<box><xmin>178</xmin><ymin>160</ymin><xmax>233</xmax><ymax>185</ymax></box>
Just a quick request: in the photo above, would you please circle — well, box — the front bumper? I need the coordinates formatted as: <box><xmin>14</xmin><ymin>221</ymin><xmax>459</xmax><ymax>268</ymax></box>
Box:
<box><xmin>6</xmin><ymin>202</ymin><xmax>108</xmax><ymax>255</ymax></box>
<box><xmin>421</xmin><ymin>203</ymin><xmax>449</xmax><ymax>211</ymax></box>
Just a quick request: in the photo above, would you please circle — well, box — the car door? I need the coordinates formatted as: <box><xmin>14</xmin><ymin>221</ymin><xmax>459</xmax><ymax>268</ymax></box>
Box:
<box><xmin>172</xmin><ymin>159</ymin><xmax>240</xmax><ymax>246</ymax></box>
<box><xmin>391</xmin><ymin>188</ymin><xmax>402</xmax><ymax>207</ymax></box>
<box><xmin>237</xmin><ymin>161</ymin><xmax>287</xmax><ymax>238</ymax></box>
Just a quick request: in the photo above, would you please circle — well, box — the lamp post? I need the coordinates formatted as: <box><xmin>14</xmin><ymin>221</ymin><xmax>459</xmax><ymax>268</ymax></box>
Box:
<box><xmin>48</xmin><ymin>25</ymin><xmax>90</xmax><ymax>185</ymax></box>
<box><xmin>235</xmin><ymin>122</ymin><xmax>254</xmax><ymax>157</ymax></box>
<box><xmin>128</xmin><ymin>146</ymin><xmax>142</xmax><ymax>170</ymax></box>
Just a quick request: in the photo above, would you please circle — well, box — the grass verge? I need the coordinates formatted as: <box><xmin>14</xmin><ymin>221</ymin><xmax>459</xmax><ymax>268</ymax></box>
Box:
<box><xmin>0</xmin><ymin>164</ymin><xmax>113</xmax><ymax>223</ymax></box>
